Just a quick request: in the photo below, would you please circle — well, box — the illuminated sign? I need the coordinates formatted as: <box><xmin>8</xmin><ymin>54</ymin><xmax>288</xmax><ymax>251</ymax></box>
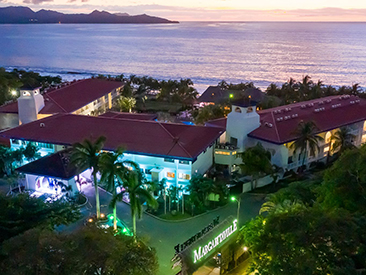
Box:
<box><xmin>174</xmin><ymin>216</ymin><xmax>220</xmax><ymax>254</ymax></box>
<box><xmin>193</xmin><ymin>219</ymin><xmax>238</xmax><ymax>263</ymax></box>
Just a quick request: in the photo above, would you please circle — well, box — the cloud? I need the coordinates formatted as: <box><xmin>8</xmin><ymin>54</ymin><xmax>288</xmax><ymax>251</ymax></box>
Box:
<box><xmin>23</xmin><ymin>0</ymin><xmax>53</xmax><ymax>4</ymax></box>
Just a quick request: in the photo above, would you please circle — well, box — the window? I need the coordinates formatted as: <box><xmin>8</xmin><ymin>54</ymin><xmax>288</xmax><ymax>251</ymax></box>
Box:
<box><xmin>167</xmin><ymin>172</ymin><xmax>175</xmax><ymax>178</ymax></box>
<box><xmin>215</xmin><ymin>151</ymin><xmax>230</xmax><ymax>155</ymax></box>
<box><xmin>145</xmin><ymin>168</ymin><xmax>152</xmax><ymax>175</ymax></box>
<box><xmin>179</xmin><ymin>160</ymin><xmax>190</xmax><ymax>165</ymax></box>
<box><xmin>325</xmin><ymin>131</ymin><xmax>331</xmax><ymax>143</ymax></box>
<box><xmin>11</xmin><ymin>139</ymin><xmax>19</xmax><ymax>145</ymax></box>
<box><xmin>362</xmin><ymin>134</ymin><xmax>366</xmax><ymax>144</ymax></box>
<box><xmin>288</xmin><ymin>156</ymin><xmax>293</xmax><ymax>164</ymax></box>
<box><xmin>230</xmin><ymin>137</ymin><xmax>238</xmax><ymax>147</ymax></box>
<box><xmin>164</xmin><ymin>158</ymin><xmax>174</xmax><ymax>163</ymax></box>
<box><xmin>235</xmin><ymin>107</ymin><xmax>241</xmax><ymax>113</ymax></box>
<box><xmin>178</xmin><ymin>173</ymin><xmax>190</xmax><ymax>180</ymax></box>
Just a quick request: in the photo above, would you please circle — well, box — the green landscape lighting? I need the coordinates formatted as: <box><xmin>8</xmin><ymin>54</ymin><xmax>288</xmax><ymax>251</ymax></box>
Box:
<box><xmin>229</xmin><ymin>94</ymin><xmax>234</xmax><ymax>98</ymax></box>
<box><xmin>109</xmin><ymin>216</ymin><xmax>114</xmax><ymax>220</ymax></box>
<box><xmin>231</xmin><ymin>196</ymin><xmax>236</xmax><ymax>201</ymax></box>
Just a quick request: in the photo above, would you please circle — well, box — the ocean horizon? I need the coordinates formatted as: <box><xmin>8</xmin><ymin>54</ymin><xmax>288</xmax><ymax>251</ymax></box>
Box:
<box><xmin>1</xmin><ymin>21</ymin><xmax>366</xmax><ymax>92</ymax></box>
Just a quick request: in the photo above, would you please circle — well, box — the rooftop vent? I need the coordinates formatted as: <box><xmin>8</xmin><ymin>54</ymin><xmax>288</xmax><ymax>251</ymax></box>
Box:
<box><xmin>40</xmin><ymin>123</ymin><xmax>45</xmax><ymax>128</ymax></box>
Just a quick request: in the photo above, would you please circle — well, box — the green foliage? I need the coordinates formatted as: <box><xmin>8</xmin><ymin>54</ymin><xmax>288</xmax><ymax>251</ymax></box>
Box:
<box><xmin>242</xmin><ymin>207</ymin><xmax>364</xmax><ymax>275</ymax></box>
<box><xmin>0</xmin><ymin>145</ymin><xmax>39</xmax><ymax>176</ymax></box>
<box><xmin>0</xmin><ymin>226</ymin><xmax>158</xmax><ymax>275</ymax></box>
<box><xmin>290</xmin><ymin>121</ymin><xmax>323</xmax><ymax>165</ymax></box>
<box><xmin>0</xmin><ymin>67</ymin><xmax>62</xmax><ymax>106</ymax></box>
<box><xmin>0</xmin><ymin>193</ymin><xmax>80</xmax><ymax>243</ymax></box>
<box><xmin>192</xmin><ymin>104</ymin><xmax>229</xmax><ymax>125</ymax></box>
<box><xmin>70</xmin><ymin>136</ymin><xmax>106</xmax><ymax>218</ymax></box>
<box><xmin>238</xmin><ymin>143</ymin><xmax>273</xmax><ymax>189</ymax></box>
<box><xmin>117</xmin><ymin>96</ymin><xmax>136</xmax><ymax>113</ymax></box>
<box><xmin>186</xmin><ymin>175</ymin><xmax>228</xmax><ymax>213</ymax></box>
<box><xmin>265</xmin><ymin>75</ymin><xmax>363</xmax><ymax>106</ymax></box>
<box><xmin>331</xmin><ymin>127</ymin><xmax>356</xmax><ymax>154</ymax></box>
<box><xmin>318</xmin><ymin>145</ymin><xmax>366</xmax><ymax>213</ymax></box>
<box><xmin>22</xmin><ymin>143</ymin><xmax>40</xmax><ymax>161</ymax></box>
<box><xmin>112</xmin><ymin>168</ymin><xmax>157</xmax><ymax>239</ymax></box>
<box><xmin>241</xmin><ymin>146</ymin><xmax>366</xmax><ymax>274</ymax></box>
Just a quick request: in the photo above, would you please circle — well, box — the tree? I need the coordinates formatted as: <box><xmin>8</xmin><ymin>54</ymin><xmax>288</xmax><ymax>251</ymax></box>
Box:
<box><xmin>22</xmin><ymin>142</ymin><xmax>40</xmax><ymax>162</ymax></box>
<box><xmin>117</xmin><ymin>96</ymin><xmax>136</xmax><ymax>113</ymax></box>
<box><xmin>242</xmin><ymin>207</ymin><xmax>364</xmax><ymax>275</ymax></box>
<box><xmin>99</xmin><ymin>148</ymin><xmax>139</xmax><ymax>231</ymax></box>
<box><xmin>112</xmin><ymin>169</ymin><xmax>157</xmax><ymax>240</ymax></box>
<box><xmin>0</xmin><ymin>226</ymin><xmax>159</xmax><ymax>275</ymax></box>
<box><xmin>317</xmin><ymin>146</ymin><xmax>366</xmax><ymax>214</ymax></box>
<box><xmin>290</xmin><ymin>121</ymin><xmax>323</xmax><ymax>166</ymax></box>
<box><xmin>331</xmin><ymin>127</ymin><xmax>356</xmax><ymax>154</ymax></box>
<box><xmin>70</xmin><ymin>136</ymin><xmax>106</xmax><ymax>218</ymax></box>
<box><xmin>238</xmin><ymin>143</ymin><xmax>273</xmax><ymax>190</ymax></box>
<box><xmin>0</xmin><ymin>193</ymin><xmax>80</xmax><ymax>243</ymax></box>
<box><xmin>186</xmin><ymin>175</ymin><xmax>214</xmax><ymax>211</ymax></box>
<box><xmin>193</xmin><ymin>104</ymin><xmax>228</xmax><ymax>125</ymax></box>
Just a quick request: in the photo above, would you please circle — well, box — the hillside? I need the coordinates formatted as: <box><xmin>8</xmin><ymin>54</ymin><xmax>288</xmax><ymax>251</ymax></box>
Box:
<box><xmin>0</xmin><ymin>6</ymin><xmax>179</xmax><ymax>24</ymax></box>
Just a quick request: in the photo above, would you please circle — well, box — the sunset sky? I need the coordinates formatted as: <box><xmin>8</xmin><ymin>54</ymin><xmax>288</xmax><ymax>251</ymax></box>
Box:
<box><xmin>1</xmin><ymin>0</ymin><xmax>366</xmax><ymax>21</ymax></box>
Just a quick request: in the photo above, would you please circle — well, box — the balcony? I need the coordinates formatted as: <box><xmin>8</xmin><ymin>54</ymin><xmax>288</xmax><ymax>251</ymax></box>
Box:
<box><xmin>214</xmin><ymin>143</ymin><xmax>238</xmax><ymax>166</ymax></box>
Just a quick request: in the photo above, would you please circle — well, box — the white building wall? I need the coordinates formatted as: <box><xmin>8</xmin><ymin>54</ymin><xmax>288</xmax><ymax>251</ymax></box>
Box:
<box><xmin>191</xmin><ymin>145</ymin><xmax>214</xmax><ymax>175</ymax></box>
<box><xmin>226</xmin><ymin>104</ymin><xmax>260</xmax><ymax>152</ymax></box>
<box><xmin>18</xmin><ymin>89</ymin><xmax>45</xmax><ymax>125</ymax></box>
<box><xmin>122</xmin><ymin>153</ymin><xmax>193</xmax><ymax>188</ymax></box>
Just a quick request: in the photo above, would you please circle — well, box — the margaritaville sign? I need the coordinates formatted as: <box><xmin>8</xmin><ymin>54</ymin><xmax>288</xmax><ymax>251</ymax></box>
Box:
<box><xmin>172</xmin><ymin>216</ymin><xmax>239</xmax><ymax>274</ymax></box>
<box><xmin>193</xmin><ymin>219</ymin><xmax>238</xmax><ymax>263</ymax></box>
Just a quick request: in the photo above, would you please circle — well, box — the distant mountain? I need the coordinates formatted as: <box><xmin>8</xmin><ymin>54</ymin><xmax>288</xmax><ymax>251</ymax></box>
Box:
<box><xmin>114</xmin><ymin>12</ymin><xmax>130</xmax><ymax>17</ymax></box>
<box><xmin>0</xmin><ymin>6</ymin><xmax>178</xmax><ymax>24</ymax></box>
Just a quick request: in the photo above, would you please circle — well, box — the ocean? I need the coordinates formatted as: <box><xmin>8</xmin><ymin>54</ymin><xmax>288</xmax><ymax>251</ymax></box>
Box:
<box><xmin>1</xmin><ymin>22</ymin><xmax>366</xmax><ymax>93</ymax></box>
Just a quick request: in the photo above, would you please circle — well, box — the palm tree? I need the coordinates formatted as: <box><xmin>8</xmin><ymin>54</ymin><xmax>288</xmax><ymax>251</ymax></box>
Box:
<box><xmin>290</xmin><ymin>121</ymin><xmax>323</xmax><ymax>166</ymax></box>
<box><xmin>331</xmin><ymin>127</ymin><xmax>356</xmax><ymax>154</ymax></box>
<box><xmin>112</xmin><ymin>169</ymin><xmax>157</xmax><ymax>240</ymax></box>
<box><xmin>70</xmin><ymin>136</ymin><xmax>106</xmax><ymax>219</ymax></box>
<box><xmin>117</xmin><ymin>96</ymin><xmax>136</xmax><ymax>113</ymax></box>
<box><xmin>99</xmin><ymin>148</ymin><xmax>139</xmax><ymax>230</ymax></box>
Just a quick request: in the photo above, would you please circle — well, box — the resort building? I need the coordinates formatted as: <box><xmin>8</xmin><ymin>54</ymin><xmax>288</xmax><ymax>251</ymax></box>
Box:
<box><xmin>0</xmin><ymin>78</ymin><xmax>123</xmax><ymax>129</ymax></box>
<box><xmin>198</xmin><ymin>85</ymin><xmax>264</xmax><ymax>105</ymax></box>
<box><xmin>1</xmin><ymin>113</ymin><xmax>223</xmax><ymax>193</ymax></box>
<box><xmin>212</xmin><ymin>94</ymin><xmax>366</xmax><ymax>172</ymax></box>
<box><xmin>1</xmin><ymin>79</ymin><xmax>366</xmax><ymax>197</ymax></box>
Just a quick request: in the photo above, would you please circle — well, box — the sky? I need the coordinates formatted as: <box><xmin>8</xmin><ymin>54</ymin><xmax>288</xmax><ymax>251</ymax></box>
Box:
<box><xmin>1</xmin><ymin>0</ymin><xmax>366</xmax><ymax>21</ymax></box>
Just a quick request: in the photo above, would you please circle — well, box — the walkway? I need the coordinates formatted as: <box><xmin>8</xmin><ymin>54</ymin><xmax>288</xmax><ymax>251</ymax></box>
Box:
<box><xmin>81</xmin><ymin>185</ymin><xmax>264</xmax><ymax>275</ymax></box>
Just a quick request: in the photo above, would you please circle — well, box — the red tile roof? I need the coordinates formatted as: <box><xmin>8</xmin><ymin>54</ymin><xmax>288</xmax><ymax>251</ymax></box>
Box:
<box><xmin>0</xmin><ymin>79</ymin><xmax>123</xmax><ymax>114</ymax></box>
<box><xmin>249</xmin><ymin>95</ymin><xmax>366</xmax><ymax>144</ymax></box>
<box><xmin>99</xmin><ymin>111</ymin><xmax>157</xmax><ymax>121</ymax></box>
<box><xmin>16</xmin><ymin>149</ymin><xmax>80</xmax><ymax>180</ymax></box>
<box><xmin>0</xmin><ymin>114</ymin><xmax>223</xmax><ymax>160</ymax></box>
<box><xmin>205</xmin><ymin>117</ymin><xmax>227</xmax><ymax>129</ymax></box>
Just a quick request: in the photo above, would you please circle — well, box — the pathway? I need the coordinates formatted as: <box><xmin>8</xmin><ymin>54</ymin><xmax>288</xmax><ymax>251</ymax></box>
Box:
<box><xmin>81</xmin><ymin>185</ymin><xmax>264</xmax><ymax>275</ymax></box>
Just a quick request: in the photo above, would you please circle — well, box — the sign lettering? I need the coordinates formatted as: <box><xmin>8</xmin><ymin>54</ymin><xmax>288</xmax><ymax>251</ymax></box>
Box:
<box><xmin>193</xmin><ymin>219</ymin><xmax>238</xmax><ymax>263</ymax></box>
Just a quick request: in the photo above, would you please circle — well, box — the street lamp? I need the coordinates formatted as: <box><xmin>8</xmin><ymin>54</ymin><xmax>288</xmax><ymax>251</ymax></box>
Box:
<box><xmin>231</xmin><ymin>196</ymin><xmax>241</xmax><ymax>222</ymax></box>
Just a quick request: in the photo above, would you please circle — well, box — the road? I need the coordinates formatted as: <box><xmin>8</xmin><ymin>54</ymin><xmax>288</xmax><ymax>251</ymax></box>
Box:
<box><xmin>80</xmin><ymin>184</ymin><xmax>264</xmax><ymax>275</ymax></box>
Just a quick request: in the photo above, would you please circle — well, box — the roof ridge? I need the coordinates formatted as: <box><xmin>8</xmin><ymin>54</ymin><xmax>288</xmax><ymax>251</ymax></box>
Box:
<box><xmin>0</xmin><ymin>113</ymin><xmax>65</xmax><ymax>135</ymax></box>
<box><xmin>44</xmin><ymin>94</ymin><xmax>68</xmax><ymax>113</ymax></box>
<box><xmin>44</xmin><ymin>79</ymin><xmax>87</xmax><ymax>96</ymax></box>
<box><xmin>271</xmin><ymin>111</ymin><xmax>281</xmax><ymax>142</ymax></box>
<box><xmin>157</xmin><ymin>122</ymin><xmax>193</xmax><ymax>159</ymax></box>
